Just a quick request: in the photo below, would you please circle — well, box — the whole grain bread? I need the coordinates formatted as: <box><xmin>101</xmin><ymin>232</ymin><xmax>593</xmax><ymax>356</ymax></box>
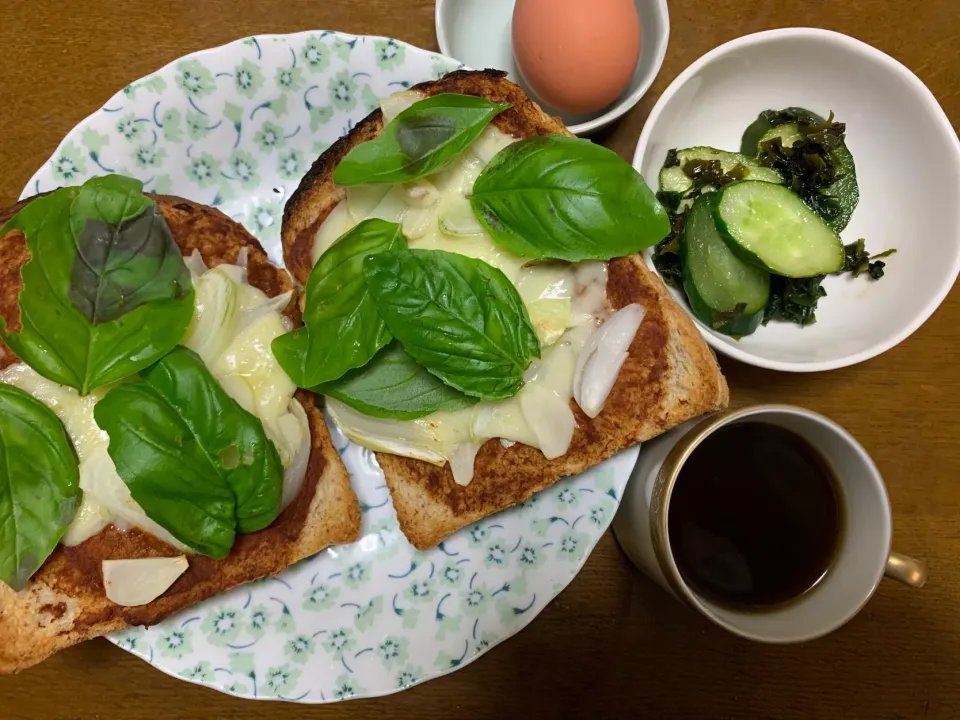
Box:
<box><xmin>0</xmin><ymin>195</ymin><xmax>361</xmax><ymax>673</ymax></box>
<box><xmin>282</xmin><ymin>70</ymin><xmax>729</xmax><ymax>550</ymax></box>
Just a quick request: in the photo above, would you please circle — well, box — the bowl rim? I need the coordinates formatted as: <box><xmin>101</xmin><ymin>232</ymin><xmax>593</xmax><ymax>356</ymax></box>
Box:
<box><xmin>632</xmin><ymin>26</ymin><xmax>960</xmax><ymax>373</ymax></box>
<box><xmin>434</xmin><ymin>0</ymin><xmax>671</xmax><ymax>135</ymax></box>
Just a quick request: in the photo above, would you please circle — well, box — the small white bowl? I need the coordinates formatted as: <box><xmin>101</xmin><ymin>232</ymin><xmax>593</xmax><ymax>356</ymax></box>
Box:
<box><xmin>633</xmin><ymin>28</ymin><xmax>960</xmax><ymax>372</ymax></box>
<box><xmin>435</xmin><ymin>0</ymin><xmax>669</xmax><ymax>135</ymax></box>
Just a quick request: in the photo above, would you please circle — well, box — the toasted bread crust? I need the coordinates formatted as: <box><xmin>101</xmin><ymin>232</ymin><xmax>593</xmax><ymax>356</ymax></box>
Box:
<box><xmin>281</xmin><ymin>70</ymin><xmax>729</xmax><ymax>550</ymax></box>
<box><xmin>0</xmin><ymin>195</ymin><xmax>361</xmax><ymax>673</ymax></box>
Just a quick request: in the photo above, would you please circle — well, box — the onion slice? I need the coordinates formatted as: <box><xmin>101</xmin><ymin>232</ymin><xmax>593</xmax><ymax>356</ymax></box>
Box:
<box><xmin>233</xmin><ymin>290</ymin><xmax>293</xmax><ymax>336</ymax></box>
<box><xmin>281</xmin><ymin>399</ymin><xmax>312</xmax><ymax>511</ymax></box>
<box><xmin>184</xmin><ymin>249</ymin><xmax>208</xmax><ymax>277</ymax></box>
<box><xmin>573</xmin><ymin>303</ymin><xmax>646</xmax><ymax>419</ymax></box>
<box><xmin>103</xmin><ymin>556</ymin><xmax>188</xmax><ymax>607</ymax></box>
<box><xmin>380</xmin><ymin>90</ymin><xmax>424</xmax><ymax>123</ymax></box>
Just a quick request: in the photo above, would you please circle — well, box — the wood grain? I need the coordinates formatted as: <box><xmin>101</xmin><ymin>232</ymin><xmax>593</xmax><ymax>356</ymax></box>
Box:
<box><xmin>1</xmin><ymin>0</ymin><xmax>959</xmax><ymax>717</ymax></box>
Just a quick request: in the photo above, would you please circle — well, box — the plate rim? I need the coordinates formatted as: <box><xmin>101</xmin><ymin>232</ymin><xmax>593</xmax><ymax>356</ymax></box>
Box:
<box><xmin>22</xmin><ymin>28</ymin><xmax>451</xmax><ymax>200</ymax></box>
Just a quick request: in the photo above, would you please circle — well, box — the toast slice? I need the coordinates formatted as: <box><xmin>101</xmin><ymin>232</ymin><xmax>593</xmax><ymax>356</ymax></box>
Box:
<box><xmin>282</xmin><ymin>70</ymin><xmax>729</xmax><ymax>550</ymax></box>
<box><xmin>0</xmin><ymin>195</ymin><xmax>361</xmax><ymax>673</ymax></box>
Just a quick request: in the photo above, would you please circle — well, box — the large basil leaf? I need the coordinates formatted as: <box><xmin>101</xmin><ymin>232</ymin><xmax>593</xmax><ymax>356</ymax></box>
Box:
<box><xmin>333</xmin><ymin>94</ymin><xmax>511</xmax><ymax>186</ymax></box>
<box><xmin>94</xmin><ymin>347</ymin><xmax>284</xmax><ymax>559</ymax></box>
<box><xmin>0</xmin><ymin>175</ymin><xmax>194</xmax><ymax>395</ymax></box>
<box><xmin>272</xmin><ymin>219</ymin><xmax>405</xmax><ymax>388</ymax></box>
<box><xmin>363</xmin><ymin>249</ymin><xmax>540</xmax><ymax>400</ymax></box>
<box><xmin>470</xmin><ymin>135</ymin><xmax>671</xmax><ymax>261</ymax></box>
<box><xmin>0</xmin><ymin>383</ymin><xmax>79</xmax><ymax>591</ymax></box>
<box><xmin>317</xmin><ymin>341</ymin><xmax>478</xmax><ymax>420</ymax></box>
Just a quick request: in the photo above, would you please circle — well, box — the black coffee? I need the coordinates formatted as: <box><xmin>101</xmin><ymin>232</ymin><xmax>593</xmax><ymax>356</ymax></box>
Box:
<box><xmin>668</xmin><ymin>422</ymin><xmax>843</xmax><ymax>609</ymax></box>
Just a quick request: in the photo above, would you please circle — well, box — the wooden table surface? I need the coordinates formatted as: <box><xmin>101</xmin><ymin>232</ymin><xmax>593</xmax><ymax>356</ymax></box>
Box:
<box><xmin>2</xmin><ymin>0</ymin><xmax>959</xmax><ymax>717</ymax></box>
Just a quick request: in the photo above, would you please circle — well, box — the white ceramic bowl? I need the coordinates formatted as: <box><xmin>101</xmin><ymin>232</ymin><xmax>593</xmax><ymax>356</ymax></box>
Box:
<box><xmin>435</xmin><ymin>0</ymin><xmax>669</xmax><ymax>135</ymax></box>
<box><xmin>633</xmin><ymin>28</ymin><xmax>960</xmax><ymax>372</ymax></box>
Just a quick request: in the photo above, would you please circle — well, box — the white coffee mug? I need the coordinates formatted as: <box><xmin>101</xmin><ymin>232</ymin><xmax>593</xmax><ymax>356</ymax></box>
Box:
<box><xmin>613</xmin><ymin>404</ymin><xmax>926</xmax><ymax>643</ymax></box>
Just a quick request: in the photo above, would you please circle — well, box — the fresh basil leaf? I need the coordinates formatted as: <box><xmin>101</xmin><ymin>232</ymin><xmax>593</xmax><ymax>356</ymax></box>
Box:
<box><xmin>94</xmin><ymin>346</ymin><xmax>284</xmax><ymax>559</ymax></box>
<box><xmin>333</xmin><ymin>94</ymin><xmax>511</xmax><ymax>185</ymax></box>
<box><xmin>273</xmin><ymin>218</ymin><xmax>405</xmax><ymax>388</ymax></box>
<box><xmin>0</xmin><ymin>175</ymin><xmax>194</xmax><ymax>395</ymax></box>
<box><xmin>70</xmin><ymin>172</ymin><xmax>154</xmax><ymax>228</ymax></box>
<box><xmin>69</xmin><ymin>183</ymin><xmax>185</xmax><ymax>325</ymax></box>
<box><xmin>470</xmin><ymin>135</ymin><xmax>671</xmax><ymax>261</ymax></box>
<box><xmin>363</xmin><ymin>249</ymin><xmax>540</xmax><ymax>400</ymax></box>
<box><xmin>0</xmin><ymin>383</ymin><xmax>79</xmax><ymax>591</ymax></box>
<box><xmin>316</xmin><ymin>340</ymin><xmax>478</xmax><ymax>420</ymax></box>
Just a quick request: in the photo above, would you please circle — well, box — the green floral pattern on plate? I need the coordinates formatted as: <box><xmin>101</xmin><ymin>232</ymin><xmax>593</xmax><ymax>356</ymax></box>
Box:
<box><xmin>25</xmin><ymin>30</ymin><xmax>638</xmax><ymax>703</ymax></box>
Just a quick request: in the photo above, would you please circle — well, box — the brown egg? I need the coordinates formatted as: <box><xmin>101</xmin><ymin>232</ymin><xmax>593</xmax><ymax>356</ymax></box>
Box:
<box><xmin>512</xmin><ymin>0</ymin><xmax>641</xmax><ymax>115</ymax></box>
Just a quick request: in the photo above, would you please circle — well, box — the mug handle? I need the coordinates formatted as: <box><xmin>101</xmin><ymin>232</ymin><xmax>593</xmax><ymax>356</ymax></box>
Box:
<box><xmin>885</xmin><ymin>553</ymin><xmax>927</xmax><ymax>588</ymax></box>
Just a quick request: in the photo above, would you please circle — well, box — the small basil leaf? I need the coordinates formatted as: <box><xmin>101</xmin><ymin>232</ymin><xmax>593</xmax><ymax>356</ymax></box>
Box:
<box><xmin>272</xmin><ymin>218</ymin><xmax>406</xmax><ymax>388</ymax></box>
<box><xmin>316</xmin><ymin>341</ymin><xmax>478</xmax><ymax>420</ymax></box>
<box><xmin>470</xmin><ymin>135</ymin><xmax>671</xmax><ymax>261</ymax></box>
<box><xmin>363</xmin><ymin>249</ymin><xmax>540</xmax><ymax>401</ymax></box>
<box><xmin>70</xmin><ymin>173</ymin><xmax>154</xmax><ymax>227</ymax></box>
<box><xmin>333</xmin><ymin>94</ymin><xmax>511</xmax><ymax>186</ymax></box>
<box><xmin>0</xmin><ymin>175</ymin><xmax>195</xmax><ymax>395</ymax></box>
<box><xmin>0</xmin><ymin>383</ymin><xmax>79</xmax><ymax>591</ymax></box>
<box><xmin>94</xmin><ymin>346</ymin><xmax>284</xmax><ymax>559</ymax></box>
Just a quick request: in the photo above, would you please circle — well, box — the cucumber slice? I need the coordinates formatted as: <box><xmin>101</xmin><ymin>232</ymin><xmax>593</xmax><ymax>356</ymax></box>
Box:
<box><xmin>681</xmin><ymin>194</ymin><xmax>769</xmax><ymax>336</ymax></box>
<box><xmin>755</xmin><ymin>120</ymin><xmax>860</xmax><ymax>233</ymax></box>
<box><xmin>658</xmin><ymin>147</ymin><xmax>782</xmax><ymax>206</ymax></box>
<box><xmin>712</xmin><ymin>181</ymin><xmax>844</xmax><ymax>278</ymax></box>
<box><xmin>757</xmin><ymin>124</ymin><xmax>804</xmax><ymax>149</ymax></box>
<box><xmin>740</xmin><ymin>107</ymin><xmax>822</xmax><ymax>155</ymax></box>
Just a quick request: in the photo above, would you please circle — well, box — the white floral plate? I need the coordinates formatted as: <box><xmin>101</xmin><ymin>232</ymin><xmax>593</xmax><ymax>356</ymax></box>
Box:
<box><xmin>22</xmin><ymin>31</ymin><xmax>640</xmax><ymax>702</ymax></box>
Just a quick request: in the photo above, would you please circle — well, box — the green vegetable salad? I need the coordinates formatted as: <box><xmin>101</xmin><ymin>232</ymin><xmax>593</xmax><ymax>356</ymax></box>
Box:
<box><xmin>652</xmin><ymin>107</ymin><xmax>895</xmax><ymax>335</ymax></box>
